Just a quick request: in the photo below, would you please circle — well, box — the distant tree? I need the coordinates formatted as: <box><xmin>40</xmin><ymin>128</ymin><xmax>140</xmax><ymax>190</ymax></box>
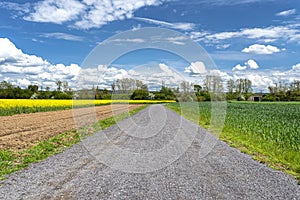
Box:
<box><xmin>135</xmin><ymin>80</ymin><xmax>143</xmax><ymax>90</ymax></box>
<box><xmin>154</xmin><ymin>86</ymin><xmax>176</xmax><ymax>100</ymax></box>
<box><xmin>131</xmin><ymin>90</ymin><xmax>149</xmax><ymax>100</ymax></box>
<box><xmin>204</xmin><ymin>75</ymin><xmax>223</xmax><ymax>93</ymax></box>
<box><xmin>227</xmin><ymin>79</ymin><xmax>235</xmax><ymax>94</ymax></box>
<box><xmin>62</xmin><ymin>81</ymin><xmax>69</xmax><ymax>92</ymax></box>
<box><xmin>111</xmin><ymin>81</ymin><xmax>116</xmax><ymax>93</ymax></box>
<box><xmin>193</xmin><ymin>84</ymin><xmax>202</xmax><ymax>93</ymax></box>
<box><xmin>244</xmin><ymin>79</ymin><xmax>252</xmax><ymax>94</ymax></box>
<box><xmin>180</xmin><ymin>81</ymin><xmax>191</xmax><ymax>93</ymax></box>
<box><xmin>56</xmin><ymin>80</ymin><xmax>62</xmax><ymax>92</ymax></box>
<box><xmin>28</xmin><ymin>85</ymin><xmax>39</xmax><ymax>93</ymax></box>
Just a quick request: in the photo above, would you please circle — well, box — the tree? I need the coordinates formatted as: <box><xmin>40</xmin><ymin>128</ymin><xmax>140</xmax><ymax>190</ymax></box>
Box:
<box><xmin>28</xmin><ymin>85</ymin><xmax>39</xmax><ymax>93</ymax></box>
<box><xmin>235</xmin><ymin>79</ymin><xmax>244</xmax><ymax>94</ymax></box>
<box><xmin>227</xmin><ymin>79</ymin><xmax>235</xmax><ymax>94</ymax></box>
<box><xmin>154</xmin><ymin>86</ymin><xmax>176</xmax><ymax>100</ymax></box>
<box><xmin>180</xmin><ymin>81</ymin><xmax>191</xmax><ymax>93</ymax></box>
<box><xmin>56</xmin><ymin>80</ymin><xmax>62</xmax><ymax>92</ymax></box>
<box><xmin>235</xmin><ymin>78</ymin><xmax>252</xmax><ymax>94</ymax></box>
<box><xmin>204</xmin><ymin>75</ymin><xmax>223</xmax><ymax>93</ymax></box>
<box><xmin>193</xmin><ymin>84</ymin><xmax>202</xmax><ymax>93</ymax></box>
<box><xmin>62</xmin><ymin>81</ymin><xmax>69</xmax><ymax>92</ymax></box>
<box><xmin>135</xmin><ymin>80</ymin><xmax>143</xmax><ymax>90</ymax></box>
<box><xmin>131</xmin><ymin>90</ymin><xmax>149</xmax><ymax>100</ymax></box>
<box><xmin>111</xmin><ymin>81</ymin><xmax>116</xmax><ymax>93</ymax></box>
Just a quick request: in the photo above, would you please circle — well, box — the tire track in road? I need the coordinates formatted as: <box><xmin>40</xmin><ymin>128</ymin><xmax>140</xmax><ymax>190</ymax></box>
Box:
<box><xmin>0</xmin><ymin>105</ymin><xmax>299</xmax><ymax>199</ymax></box>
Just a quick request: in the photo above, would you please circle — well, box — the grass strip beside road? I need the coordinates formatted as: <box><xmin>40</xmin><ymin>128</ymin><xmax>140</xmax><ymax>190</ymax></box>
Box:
<box><xmin>0</xmin><ymin>105</ymin><xmax>148</xmax><ymax>181</ymax></box>
<box><xmin>166</xmin><ymin>102</ymin><xmax>300</xmax><ymax>182</ymax></box>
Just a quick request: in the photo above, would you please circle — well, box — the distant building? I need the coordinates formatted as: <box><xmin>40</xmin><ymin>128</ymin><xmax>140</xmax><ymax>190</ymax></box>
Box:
<box><xmin>249</xmin><ymin>95</ymin><xmax>262</xmax><ymax>101</ymax></box>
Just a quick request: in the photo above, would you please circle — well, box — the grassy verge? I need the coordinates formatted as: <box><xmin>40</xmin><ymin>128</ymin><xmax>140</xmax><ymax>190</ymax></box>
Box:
<box><xmin>166</xmin><ymin>102</ymin><xmax>300</xmax><ymax>182</ymax></box>
<box><xmin>0</xmin><ymin>105</ymin><xmax>148</xmax><ymax>180</ymax></box>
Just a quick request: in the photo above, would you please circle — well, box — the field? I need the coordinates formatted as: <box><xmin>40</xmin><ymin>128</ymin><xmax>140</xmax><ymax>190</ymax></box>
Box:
<box><xmin>1</xmin><ymin>99</ymin><xmax>299</xmax><ymax>181</ymax></box>
<box><xmin>0</xmin><ymin>99</ymin><xmax>175</xmax><ymax>116</ymax></box>
<box><xmin>0</xmin><ymin>104</ymin><xmax>144</xmax><ymax>151</ymax></box>
<box><xmin>167</xmin><ymin>102</ymin><xmax>300</xmax><ymax>180</ymax></box>
<box><xmin>0</xmin><ymin>103</ymin><xmax>147</xmax><ymax>179</ymax></box>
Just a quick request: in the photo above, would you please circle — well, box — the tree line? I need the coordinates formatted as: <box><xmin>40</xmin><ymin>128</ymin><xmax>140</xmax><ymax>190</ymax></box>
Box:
<box><xmin>263</xmin><ymin>80</ymin><xmax>300</xmax><ymax>101</ymax></box>
<box><xmin>0</xmin><ymin>80</ymin><xmax>73</xmax><ymax>99</ymax></box>
<box><xmin>0</xmin><ymin>77</ymin><xmax>299</xmax><ymax>101</ymax></box>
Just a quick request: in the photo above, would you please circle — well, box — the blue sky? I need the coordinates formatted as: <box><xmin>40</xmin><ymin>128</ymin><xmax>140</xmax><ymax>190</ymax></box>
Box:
<box><xmin>0</xmin><ymin>0</ymin><xmax>299</xmax><ymax>92</ymax></box>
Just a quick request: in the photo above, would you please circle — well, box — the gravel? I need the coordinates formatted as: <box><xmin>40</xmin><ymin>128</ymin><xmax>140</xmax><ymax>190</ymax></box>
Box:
<box><xmin>0</xmin><ymin>104</ymin><xmax>299</xmax><ymax>199</ymax></box>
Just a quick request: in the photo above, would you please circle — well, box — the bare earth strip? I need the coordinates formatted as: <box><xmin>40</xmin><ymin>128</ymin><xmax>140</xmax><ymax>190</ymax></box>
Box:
<box><xmin>0</xmin><ymin>104</ymin><xmax>143</xmax><ymax>151</ymax></box>
<box><xmin>0</xmin><ymin>105</ymin><xmax>299</xmax><ymax>199</ymax></box>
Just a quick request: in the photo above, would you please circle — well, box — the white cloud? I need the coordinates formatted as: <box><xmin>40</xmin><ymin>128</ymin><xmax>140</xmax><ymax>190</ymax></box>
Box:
<box><xmin>292</xmin><ymin>63</ymin><xmax>300</xmax><ymax>71</ymax></box>
<box><xmin>230</xmin><ymin>64</ymin><xmax>300</xmax><ymax>92</ymax></box>
<box><xmin>232</xmin><ymin>59</ymin><xmax>259</xmax><ymax>71</ymax></box>
<box><xmin>201</xmin><ymin>25</ymin><xmax>300</xmax><ymax>44</ymax></box>
<box><xmin>206</xmin><ymin>31</ymin><xmax>240</xmax><ymax>41</ymax></box>
<box><xmin>158</xmin><ymin>63</ymin><xmax>185</xmax><ymax>85</ymax></box>
<box><xmin>12</xmin><ymin>0</ymin><xmax>164</xmax><ymax>29</ymax></box>
<box><xmin>232</xmin><ymin>64</ymin><xmax>247</xmax><ymax>71</ymax></box>
<box><xmin>42</xmin><ymin>32</ymin><xmax>83</xmax><ymax>41</ymax></box>
<box><xmin>246</xmin><ymin>59</ymin><xmax>259</xmax><ymax>69</ymax></box>
<box><xmin>112</xmin><ymin>38</ymin><xmax>145</xmax><ymax>43</ymax></box>
<box><xmin>194</xmin><ymin>0</ymin><xmax>275</xmax><ymax>6</ymax></box>
<box><xmin>184</xmin><ymin>61</ymin><xmax>207</xmax><ymax>76</ymax></box>
<box><xmin>276</xmin><ymin>9</ymin><xmax>296</xmax><ymax>16</ymax></box>
<box><xmin>0</xmin><ymin>38</ymin><xmax>81</xmax><ymax>89</ymax></box>
<box><xmin>24</xmin><ymin>0</ymin><xmax>85</xmax><ymax>24</ymax></box>
<box><xmin>17</xmin><ymin>78</ymin><xmax>31</xmax><ymax>88</ymax></box>
<box><xmin>216</xmin><ymin>44</ymin><xmax>230</xmax><ymax>49</ymax></box>
<box><xmin>0</xmin><ymin>2</ymin><xmax>30</xmax><ymax>13</ymax></box>
<box><xmin>166</xmin><ymin>36</ymin><xmax>188</xmax><ymax>45</ymax></box>
<box><xmin>189</xmin><ymin>31</ymin><xmax>210</xmax><ymax>42</ymax></box>
<box><xmin>134</xmin><ymin>17</ymin><xmax>195</xmax><ymax>31</ymax></box>
<box><xmin>242</xmin><ymin>44</ymin><xmax>280</xmax><ymax>54</ymax></box>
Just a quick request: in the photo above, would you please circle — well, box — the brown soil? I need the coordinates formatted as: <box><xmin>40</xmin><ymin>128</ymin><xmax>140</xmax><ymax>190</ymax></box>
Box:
<box><xmin>0</xmin><ymin>104</ymin><xmax>143</xmax><ymax>151</ymax></box>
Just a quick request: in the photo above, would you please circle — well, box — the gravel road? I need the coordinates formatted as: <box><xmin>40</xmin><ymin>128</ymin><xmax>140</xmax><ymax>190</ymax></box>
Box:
<box><xmin>0</xmin><ymin>104</ymin><xmax>299</xmax><ymax>199</ymax></box>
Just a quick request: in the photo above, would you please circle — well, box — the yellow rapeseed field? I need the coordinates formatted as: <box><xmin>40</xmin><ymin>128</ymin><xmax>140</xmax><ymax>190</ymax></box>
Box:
<box><xmin>0</xmin><ymin>99</ymin><xmax>176</xmax><ymax>116</ymax></box>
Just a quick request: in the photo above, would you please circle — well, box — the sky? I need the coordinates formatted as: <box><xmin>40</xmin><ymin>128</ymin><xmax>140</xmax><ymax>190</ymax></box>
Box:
<box><xmin>0</xmin><ymin>0</ymin><xmax>300</xmax><ymax>92</ymax></box>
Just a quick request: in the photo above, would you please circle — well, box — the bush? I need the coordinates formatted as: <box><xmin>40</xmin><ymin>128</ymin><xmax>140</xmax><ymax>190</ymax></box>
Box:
<box><xmin>130</xmin><ymin>90</ymin><xmax>149</xmax><ymax>100</ymax></box>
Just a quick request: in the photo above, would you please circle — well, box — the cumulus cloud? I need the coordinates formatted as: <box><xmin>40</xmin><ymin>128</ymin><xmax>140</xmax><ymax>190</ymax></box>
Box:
<box><xmin>77</xmin><ymin>63</ymin><xmax>186</xmax><ymax>90</ymax></box>
<box><xmin>246</xmin><ymin>59</ymin><xmax>259</xmax><ymax>69</ymax></box>
<box><xmin>20</xmin><ymin>0</ymin><xmax>163</xmax><ymax>29</ymax></box>
<box><xmin>232</xmin><ymin>59</ymin><xmax>259</xmax><ymax>71</ymax></box>
<box><xmin>242</xmin><ymin>44</ymin><xmax>281</xmax><ymax>54</ymax></box>
<box><xmin>230</xmin><ymin>63</ymin><xmax>300</xmax><ymax>92</ymax></box>
<box><xmin>292</xmin><ymin>63</ymin><xmax>300</xmax><ymax>71</ymax></box>
<box><xmin>232</xmin><ymin>64</ymin><xmax>247</xmax><ymax>71</ymax></box>
<box><xmin>184</xmin><ymin>61</ymin><xmax>207</xmax><ymax>76</ymax></box>
<box><xmin>0</xmin><ymin>38</ymin><xmax>81</xmax><ymax>89</ymax></box>
<box><xmin>276</xmin><ymin>9</ymin><xmax>296</xmax><ymax>16</ymax></box>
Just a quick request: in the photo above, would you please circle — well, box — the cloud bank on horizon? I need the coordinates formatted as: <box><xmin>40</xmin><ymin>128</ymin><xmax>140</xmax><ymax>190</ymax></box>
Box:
<box><xmin>1</xmin><ymin>37</ymin><xmax>299</xmax><ymax>92</ymax></box>
<box><xmin>0</xmin><ymin>0</ymin><xmax>299</xmax><ymax>92</ymax></box>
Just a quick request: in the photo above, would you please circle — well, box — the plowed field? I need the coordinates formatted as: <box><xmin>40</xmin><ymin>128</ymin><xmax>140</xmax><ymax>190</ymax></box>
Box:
<box><xmin>0</xmin><ymin>104</ymin><xmax>143</xmax><ymax>151</ymax></box>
